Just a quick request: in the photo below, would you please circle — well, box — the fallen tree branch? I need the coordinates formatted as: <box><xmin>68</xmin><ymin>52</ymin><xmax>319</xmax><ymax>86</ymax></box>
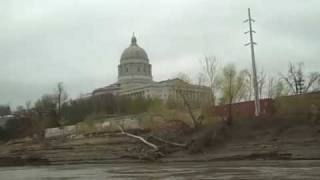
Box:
<box><xmin>150</xmin><ymin>135</ymin><xmax>187</xmax><ymax>147</ymax></box>
<box><xmin>116</xmin><ymin>124</ymin><xmax>159</xmax><ymax>151</ymax></box>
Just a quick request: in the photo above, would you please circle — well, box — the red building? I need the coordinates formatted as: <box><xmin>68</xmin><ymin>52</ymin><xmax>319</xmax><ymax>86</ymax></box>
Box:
<box><xmin>213</xmin><ymin>98</ymin><xmax>274</xmax><ymax>119</ymax></box>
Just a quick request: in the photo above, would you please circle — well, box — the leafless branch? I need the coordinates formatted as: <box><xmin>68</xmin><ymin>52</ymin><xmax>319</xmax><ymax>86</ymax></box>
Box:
<box><xmin>178</xmin><ymin>91</ymin><xmax>203</xmax><ymax>128</ymax></box>
<box><xmin>200</xmin><ymin>56</ymin><xmax>218</xmax><ymax>104</ymax></box>
<box><xmin>150</xmin><ymin>135</ymin><xmax>187</xmax><ymax>147</ymax></box>
<box><xmin>304</xmin><ymin>72</ymin><xmax>320</xmax><ymax>92</ymax></box>
<box><xmin>116</xmin><ymin>123</ymin><xmax>159</xmax><ymax>150</ymax></box>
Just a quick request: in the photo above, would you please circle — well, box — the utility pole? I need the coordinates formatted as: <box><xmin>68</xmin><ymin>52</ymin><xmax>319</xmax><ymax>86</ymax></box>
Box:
<box><xmin>244</xmin><ymin>8</ymin><xmax>260</xmax><ymax>116</ymax></box>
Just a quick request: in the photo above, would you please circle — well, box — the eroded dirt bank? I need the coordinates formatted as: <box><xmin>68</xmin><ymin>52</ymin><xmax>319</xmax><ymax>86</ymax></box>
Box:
<box><xmin>0</xmin><ymin>119</ymin><xmax>320</xmax><ymax>166</ymax></box>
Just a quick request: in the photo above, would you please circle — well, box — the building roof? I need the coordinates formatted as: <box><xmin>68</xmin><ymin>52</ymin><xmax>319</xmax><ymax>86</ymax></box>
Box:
<box><xmin>120</xmin><ymin>35</ymin><xmax>149</xmax><ymax>62</ymax></box>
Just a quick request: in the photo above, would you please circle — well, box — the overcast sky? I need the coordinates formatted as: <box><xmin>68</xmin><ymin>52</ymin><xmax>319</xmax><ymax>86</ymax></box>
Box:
<box><xmin>0</xmin><ymin>0</ymin><xmax>319</xmax><ymax>107</ymax></box>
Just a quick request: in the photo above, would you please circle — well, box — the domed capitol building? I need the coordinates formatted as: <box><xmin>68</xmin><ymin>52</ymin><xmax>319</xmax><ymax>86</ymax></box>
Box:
<box><xmin>90</xmin><ymin>35</ymin><xmax>210</xmax><ymax>103</ymax></box>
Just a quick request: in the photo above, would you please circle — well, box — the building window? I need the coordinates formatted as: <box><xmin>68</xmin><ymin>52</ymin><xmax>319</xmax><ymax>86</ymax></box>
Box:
<box><xmin>126</xmin><ymin>67</ymin><xmax>128</xmax><ymax>72</ymax></box>
<box><xmin>137</xmin><ymin>67</ymin><xmax>140</xmax><ymax>72</ymax></box>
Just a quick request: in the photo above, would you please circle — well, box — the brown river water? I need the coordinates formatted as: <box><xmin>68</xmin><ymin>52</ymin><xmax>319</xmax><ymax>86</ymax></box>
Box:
<box><xmin>0</xmin><ymin>160</ymin><xmax>319</xmax><ymax>180</ymax></box>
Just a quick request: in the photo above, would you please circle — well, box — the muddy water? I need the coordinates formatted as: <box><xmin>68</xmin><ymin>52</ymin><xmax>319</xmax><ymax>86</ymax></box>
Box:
<box><xmin>0</xmin><ymin>160</ymin><xmax>319</xmax><ymax>180</ymax></box>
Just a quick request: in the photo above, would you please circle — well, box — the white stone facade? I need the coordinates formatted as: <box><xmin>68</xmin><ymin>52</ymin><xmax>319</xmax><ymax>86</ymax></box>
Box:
<box><xmin>92</xmin><ymin>35</ymin><xmax>211</xmax><ymax>103</ymax></box>
<box><xmin>118</xmin><ymin>79</ymin><xmax>210</xmax><ymax>103</ymax></box>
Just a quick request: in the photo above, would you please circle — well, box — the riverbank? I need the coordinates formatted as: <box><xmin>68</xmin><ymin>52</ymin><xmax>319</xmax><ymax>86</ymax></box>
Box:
<box><xmin>0</xmin><ymin>117</ymin><xmax>320</xmax><ymax>166</ymax></box>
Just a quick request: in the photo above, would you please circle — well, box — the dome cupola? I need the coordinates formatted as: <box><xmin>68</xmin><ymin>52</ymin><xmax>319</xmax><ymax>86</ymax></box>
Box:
<box><xmin>120</xmin><ymin>34</ymin><xmax>149</xmax><ymax>62</ymax></box>
<box><xmin>118</xmin><ymin>34</ymin><xmax>153</xmax><ymax>87</ymax></box>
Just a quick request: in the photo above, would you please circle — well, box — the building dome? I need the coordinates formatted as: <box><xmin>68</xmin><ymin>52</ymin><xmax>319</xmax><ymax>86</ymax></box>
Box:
<box><xmin>118</xmin><ymin>34</ymin><xmax>153</xmax><ymax>87</ymax></box>
<box><xmin>120</xmin><ymin>35</ymin><xmax>149</xmax><ymax>62</ymax></box>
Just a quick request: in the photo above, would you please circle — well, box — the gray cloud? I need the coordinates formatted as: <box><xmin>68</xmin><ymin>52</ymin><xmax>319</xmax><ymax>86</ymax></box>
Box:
<box><xmin>0</xmin><ymin>0</ymin><xmax>319</xmax><ymax>107</ymax></box>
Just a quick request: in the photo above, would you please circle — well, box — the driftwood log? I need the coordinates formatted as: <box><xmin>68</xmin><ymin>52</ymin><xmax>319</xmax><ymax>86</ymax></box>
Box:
<box><xmin>116</xmin><ymin>124</ymin><xmax>159</xmax><ymax>150</ymax></box>
<box><xmin>116</xmin><ymin>120</ymin><xmax>230</xmax><ymax>159</ymax></box>
<box><xmin>149</xmin><ymin>135</ymin><xmax>187</xmax><ymax>147</ymax></box>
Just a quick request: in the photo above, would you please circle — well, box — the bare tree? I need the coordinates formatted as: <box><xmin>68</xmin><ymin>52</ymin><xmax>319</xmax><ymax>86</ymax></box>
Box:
<box><xmin>174</xmin><ymin>73</ymin><xmax>204</xmax><ymax>128</ymax></box>
<box><xmin>266</xmin><ymin>76</ymin><xmax>275</xmax><ymax>99</ymax></box>
<box><xmin>219</xmin><ymin>64</ymin><xmax>246</xmax><ymax>125</ymax></box>
<box><xmin>241</xmin><ymin>70</ymin><xmax>253</xmax><ymax>101</ymax></box>
<box><xmin>197</xmin><ymin>72</ymin><xmax>206</xmax><ymax>86</ymax></box>
<box><xmin>200</xmin><ymin>56</ymin><xmax>218</xmax><ymax>105</ymax></box>
<box><xmin>305</xmin><ymin>72</ymin><xmax>320</xmax><ymax>92</ymax></box>
<box><xmin>176</xmin><ymin>72</ymin><xmax>192</xmax><ymax>83</ymax></box>
<box><xmin>220</xmin><ymin>66</ymin><xmax>247</xmax><ymax>104</ymax></box>
<box><xmin>236</xmin><ymin>69</ymin><xmax>252</xmax><ymax>102</ymax></box>
<box><xmin>244</xmin><ymin>68</ymin><xmax>266</xmax><ymax>100</ymax></box>
<box><xmin>273</xmin><ymin>78</ymin><xmax>290</xmax><ymax>98</ymax></box>
<box><xmin>237</xmin><ymin>68</ymin><xmax>265</xmax><ymax>101</ymax></box>
<box><xmin>257</xmin><ymin>68</ymin><xmax>266</xmax><ymax>99</ymax></box>
<box><xmin>312</xmin><ymin>78</ymin><xmax>320</xmax><ymax>92</ymax></box>
<box><xmin>281</xmin><ymin>62</ymin><xmax>320</xmax><ymax>94</ymax></box>
<box><xmin>34</xmin><ymin>94</ymin><xmax>59</xmax><ymax>128</ymax></box>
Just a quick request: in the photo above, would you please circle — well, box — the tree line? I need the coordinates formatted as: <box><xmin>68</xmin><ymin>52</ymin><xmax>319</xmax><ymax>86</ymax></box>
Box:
<box><xmin>0</xmin><ymin>59</ymin><xmax>319</xmax><ymax>141</ymax></box>
<box><xmin>0</xmin><ymin>83</ymin><xmax>162</xmax><ymax>141</ymax></box>
<box><xmin>176</xmin><ymin>58</ymin><xmax>320</xmax><ymax>124</ymax></box>
<box><xmin>193</xmin><ymin>57</ymin><xmax>320</xmax><ymax>105</ymax></box>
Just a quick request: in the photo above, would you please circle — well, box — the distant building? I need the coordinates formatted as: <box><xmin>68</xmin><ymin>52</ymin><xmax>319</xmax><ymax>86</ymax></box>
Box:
<box><xmin>90</xmin><ymin>35</ymin><xmax>211</xmax><ymax>103</ymax></box>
